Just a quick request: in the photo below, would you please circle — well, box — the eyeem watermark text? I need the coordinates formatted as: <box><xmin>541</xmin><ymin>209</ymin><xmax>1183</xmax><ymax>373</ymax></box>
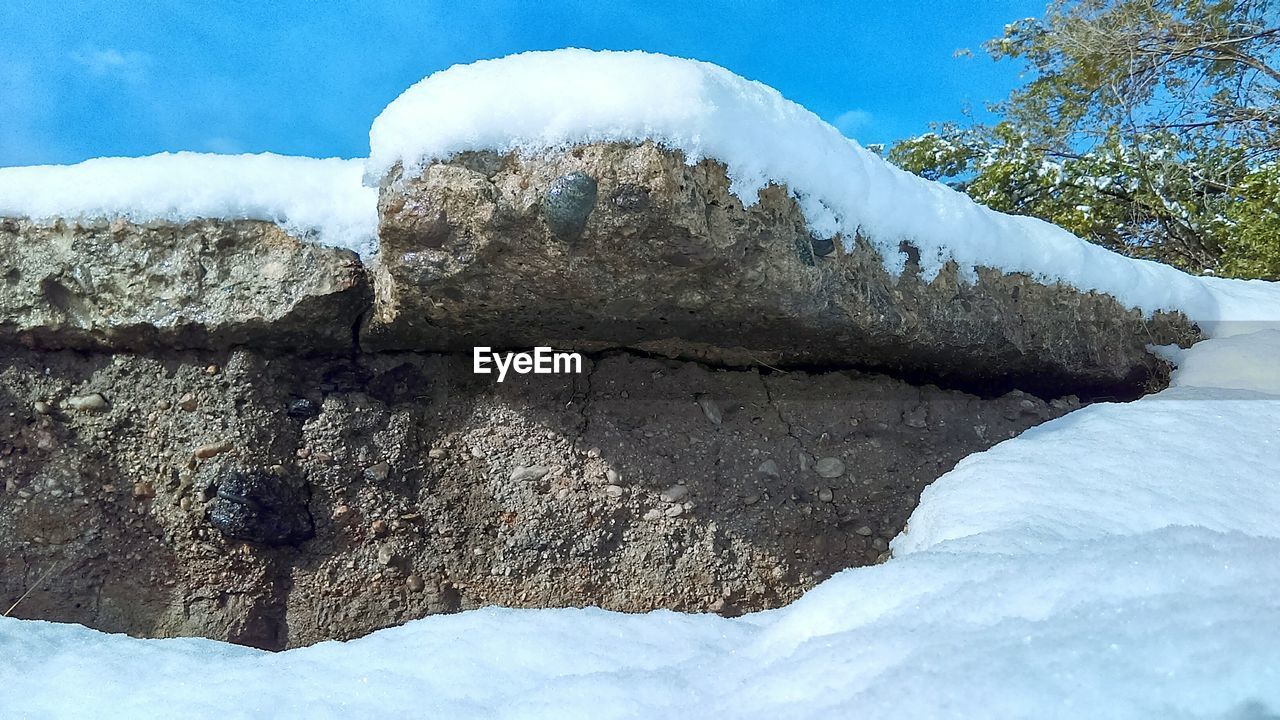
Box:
<box><xmin>473</xmin><ymin>347</ymin><xmax>584</xmax><ymax>382</ymax></box>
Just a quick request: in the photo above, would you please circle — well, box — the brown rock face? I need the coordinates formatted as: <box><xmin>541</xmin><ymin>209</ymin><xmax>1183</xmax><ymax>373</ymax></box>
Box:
<box><xmin>367</xmin><ymin>142</ymin><xmax>1198</xmax><ymax>398</ymax></box>
<box><xmin>0</xmin><ymin>218</ymin><xmax>369</xmax><ymax>353</ymax></box>
<box><xmin>0</xmin><ymin>347</ymin><xmax>1070</xmax><ymax>649</ymax></box>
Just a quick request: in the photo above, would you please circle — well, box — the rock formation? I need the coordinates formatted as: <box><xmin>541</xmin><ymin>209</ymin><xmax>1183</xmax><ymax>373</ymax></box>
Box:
<box><xmin>0</xmin><ymin>144</ymin><xmax>1195</xmax><ymax>649</ymax></box>
<box><xmin>367</xmin><ymin>142</ymin><xmax>1199</xmax><ymax>397</ymax></box>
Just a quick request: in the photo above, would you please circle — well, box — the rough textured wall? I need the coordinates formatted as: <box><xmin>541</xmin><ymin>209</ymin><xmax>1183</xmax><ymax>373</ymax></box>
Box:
<box><xmin>0</xmin><ymin>348</ymin><xmax>1069</xmax><ymax>649</ymax></box>
<box><xmin>368</xmin><ymin>142</ymin><xmax>1198</xmax><ymax>398</ymax></box>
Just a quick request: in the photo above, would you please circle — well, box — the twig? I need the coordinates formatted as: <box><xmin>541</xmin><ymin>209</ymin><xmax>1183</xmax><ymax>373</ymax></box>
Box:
<box><xmin>4</xmin><ymin>560</ymin><xmax>65</xmax><ymax>617</ymax></box>
<box><xmin>751</xmin><ymin>356</ymin><xmax>789</xmax><ymax>374</ymax></box>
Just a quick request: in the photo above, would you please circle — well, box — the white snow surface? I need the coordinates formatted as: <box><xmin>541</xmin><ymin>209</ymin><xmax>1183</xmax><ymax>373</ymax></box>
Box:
<box><xmin>3</xmin><ymin>331</ymin><xmax>1278</xmax><ymax>719</ymax></box>
<box><xmin>369</xmin><ymin>49</ymin><xmax>1280</xmax><ymax>334</ymax></box>
<box><xmin>0</xmin><ymin>152</ymin><xmax>378</xmax><ymax>255</ymax></box>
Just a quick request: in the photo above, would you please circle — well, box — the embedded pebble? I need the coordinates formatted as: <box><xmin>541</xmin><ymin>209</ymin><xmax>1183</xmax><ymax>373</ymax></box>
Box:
<box><xmin>855</xmin><ymin>525</ymin><xmax>874</xmax><ymax>536</ymax></box>
<box><xmin>67</xmin><ymin>393</ymin><xmax>107</xmax><ymax>413</ymax></box>
<box><xmin>365</xmin><ymin>462</ymin><xmax>391</xmax><ymax>482</ymax></box>
<box><xmin>605</xmin><ymin>484</ymin><xmax>624</xmax><ymax>498</ymax></box>
<box><xmin>818</xmin><ymin>488</ymin><xmax>834</xmax><ymax>503</ymax></box>
<box><xmin>178</xmin><ymin>393</ymin><xmax>198</xmax><ymax>412</ymax></box>
<box><xmin>510</xmin><ymin>465</ymin><xmax>551</xmax><ymax>482</ymax></box>
<box><xmin>659</xmin><ymin>485</ymin><xmax>688</xmax><ymax>503</ymax></box>
<box><xmin>663</xmin><ymin>504</ymin><xmax>684</xmax><ymax>518</ymax></box>
<box><xmin>428</xmin><ymin>448</ymin><xmax>446</xmax><ymax>460</ymax></box>
<box><xmin>605</xmin><ymin>468</ymin><xmax>621</xmax><ymax>484</ymax></box>
<box><xmin>286</xmin><ymin>398</ymin><xmax>318</xmax><ymax>419</ymax></box>
<box><xmin>542</xmin><ymin>171</ymin><xmax>598</xmax><ymax>240</ymax></box>
<box><xmin>33</xmin><ymin>401</ymin><xmax>52</xmax><ymax>415</ymax></box>
<box><xmin>371</xmin><ymin>519</ymin><xmax>389</xmax><ymax>537</ymax></box>
<box><xmin>814</xmin><ymin>456</ymin><xmax>845</xmax><ymax>478</ymax></box>
<box><xmin>377</xmin><ymin>546</ymin><xmax>396</xmax><ymax>566</ymax></box>
<box><xmin>132</xmin><ymin>481</ymin><xmax>155</xmax><ymax>500</ymax></box>
<box><xmin>642</xmin><ymin>508</ymin><xmax>663</xmax><ymax>521</ymax></box>
<box><xmin>757</xmin><ymin>459</ymin><xmax>780</xmax><ymax>478</ymax></box>
<box><xmin>695</xmin><ymin>394</ymin><xmax>723</xmax><ymax>425</ymax></box>
<box><xmin>872</xmin><ymin>538</ymin><xmax>889</xmax><ymax>551</ymax></box>
<box><xmin>406</xmin><ymin>574</ymin><xmax>425</xmax><ymax>592</ymax></box>
<box><xmin>194</xmin><ymin>440</ymin><xmax>234</xmax><ymax>460</ymax></box>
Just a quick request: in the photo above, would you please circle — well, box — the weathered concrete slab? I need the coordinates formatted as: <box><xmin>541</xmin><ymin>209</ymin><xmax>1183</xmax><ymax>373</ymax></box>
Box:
<box><xmin>365</xmin><ymin>142</ymin><xmax>1199</xmax><ymax>397</ymax></box>
<box><xmin>0</xmin><ymin>218</ymin><xmax>369</xmax><ymax>353</ymax></box>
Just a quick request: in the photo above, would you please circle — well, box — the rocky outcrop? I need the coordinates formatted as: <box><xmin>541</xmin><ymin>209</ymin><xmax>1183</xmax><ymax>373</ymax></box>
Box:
<box><xmin>0</xmin><ymin>144</ymin><xmax>1197</xmax><ymax>649</ymax></box>
<box><xmin>0</xmin><ymin>218</ymin><xmax>368</xmax><ymax>353</ymax></box>
<box><xmin>0</xmin><ymin>346</ymin><xmax>1070</xmax><ymax>649</ymax></box>
<box><xmin>366</xmin><ymin>142</ymin><xmax>1199</xmax><ymax>397</ymax></box>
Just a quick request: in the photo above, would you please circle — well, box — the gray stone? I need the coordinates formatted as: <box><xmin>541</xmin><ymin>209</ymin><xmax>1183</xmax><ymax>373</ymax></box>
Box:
<box><xmin>66</xmin><ymin>393</ymin><xmax>107</xmax><ymax>413</ymax></box>
<box><xmin>659</xmin><ymin>484</ymin><xmax>689</xmax><ymax>503</ymax></box>
<box><xmin>510</xmin><ymin>465</ymin><xmax>552</xmax><ymax>482</ymax></box>
<box><xmin>814</xmin><ymin>457</ymin><xmax>846</xmax><ymax>479</ymax></box>
<box><xmin>757</xmin><ymin>459</ymin><xmax>781</xmax><ymax>478</ymax></box>
<box><xmin>542</xmin><ymin>171</ymin><xmax>598</xmax><ymax>241</ymax></box>
<box><xmin>696</xmin><ymin>394</ymin><xmax>723</xmax><ymax>425</ymax></box>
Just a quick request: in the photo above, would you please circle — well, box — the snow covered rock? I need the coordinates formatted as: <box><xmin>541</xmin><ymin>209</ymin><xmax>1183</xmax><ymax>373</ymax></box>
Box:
<box><xmin>0</xmin><ymin>152</ymin><xmax>378</xmax><ymax>255</ymax></box>
<box><xmin>0</xmin><ymin>218</ymin><xmax>369</xmax><ymax>352</ymax></box>
<box><xmin>365</xmin><ymin>141</ymin><xmax>1197</xmax><ymax>396</ymax></box>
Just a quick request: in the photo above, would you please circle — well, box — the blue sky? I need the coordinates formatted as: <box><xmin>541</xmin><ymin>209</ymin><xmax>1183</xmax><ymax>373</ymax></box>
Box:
<box><xmin>0</xmin><ymin>1</ymin><xmax>1046</xmax><ymax>167</ymax></box>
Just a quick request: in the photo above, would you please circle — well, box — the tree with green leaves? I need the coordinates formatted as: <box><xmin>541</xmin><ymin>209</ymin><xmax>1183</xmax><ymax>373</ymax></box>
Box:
<box><xmin>889</xmin><ymin>0</ymin><xmax>1280</xmax><ymax>279</ymax></box>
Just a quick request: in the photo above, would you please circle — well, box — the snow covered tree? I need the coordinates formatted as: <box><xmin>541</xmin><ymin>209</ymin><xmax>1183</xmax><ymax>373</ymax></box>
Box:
<box><xmin>889</xmin><ymin>0</ymin><xmax>1280</xmax><ymax>279</ymax></box>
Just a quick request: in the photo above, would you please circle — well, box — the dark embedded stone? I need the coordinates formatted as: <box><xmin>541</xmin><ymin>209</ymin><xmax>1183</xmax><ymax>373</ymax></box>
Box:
<box><xmin>286</xmin><ymin>398</ymin><xmax>318</xmax><ymax>419</ymax></box>
<box><xmin>792</xmin><ymin>234</ymin><xmax>816</xmax><ymax>267</ymax></box>
<box><xmin>611</xmin><ymin>183</ymin><xmax>651</xmax><ymax>212</ymax></box>
<box><xmin>207</xmin><ymin>466</ymin><xmax>314</xmax><ymax>546</ymax></box>
<box><xmin>543</xmin><ymin>172</ymin><xmax>598</xmax><ymax>240</ymax></box>
<box><xmin>811</xmin><ymin>237</ymin><xmax>835</xmax><ymax>258</ymax></box>
<box><xmin>367</xmin><ymin>362</ymin><xmax>427</xmax><ymax>405</ymax></box>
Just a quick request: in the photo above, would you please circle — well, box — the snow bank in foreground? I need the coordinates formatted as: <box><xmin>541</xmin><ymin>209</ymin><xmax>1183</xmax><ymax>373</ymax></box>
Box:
<box><xmin>0</xmin><ymin>152</ymin><xmax>378</xmax><ymax>255</ymax></box>
<box><xmin>3</xmin><ymin>331</ymin><xmax>1278</xmax><ymax>719</ymax></box>
<box><xmin>369</xmin><ymin>49</ymin><xmax>1280</xmax><ymax>334</ymax></box>
<box><xmin>4</xmin><ymin>529</ymin><xmax>1279</xmax><ymax>719</ymax></box>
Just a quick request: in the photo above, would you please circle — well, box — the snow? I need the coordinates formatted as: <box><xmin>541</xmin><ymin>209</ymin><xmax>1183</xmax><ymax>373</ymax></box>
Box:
<box><xmin>369</xmin><ymin>49</ymin><xmax>1280</xmax><ymax>334</ymax></box>
<box><xmin>0</xmin><ymin>152</ymin><xmax>378</xmax><ymax>256</ymax></box>
<box><xmin>3</xmin><ymin>331</ymin><xmax>1278</xmax><ymax>719</ymax></box>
